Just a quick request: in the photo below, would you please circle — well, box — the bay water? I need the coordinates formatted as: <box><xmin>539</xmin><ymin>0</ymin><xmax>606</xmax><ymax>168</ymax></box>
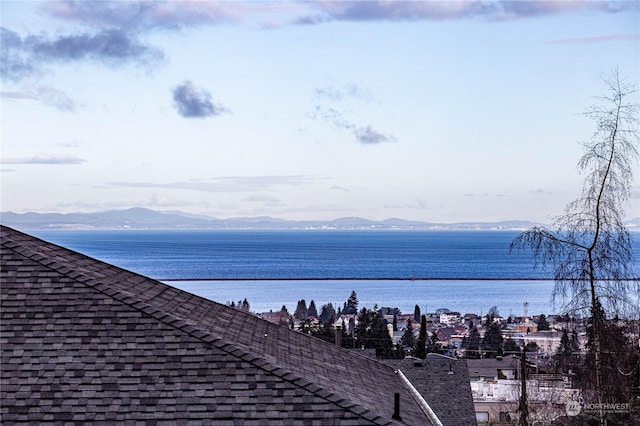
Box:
<box><xmin>30</xmin><ymin>230</ymin><xmax>639</xmax><ymax>317</ymax></box>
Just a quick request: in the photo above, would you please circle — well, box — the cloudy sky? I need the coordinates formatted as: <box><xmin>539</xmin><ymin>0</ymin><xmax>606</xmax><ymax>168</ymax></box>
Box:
<box><xmin>1</xmin><ymin>1</ymin><xmax>638</xmax><ymax>223</ymax></box>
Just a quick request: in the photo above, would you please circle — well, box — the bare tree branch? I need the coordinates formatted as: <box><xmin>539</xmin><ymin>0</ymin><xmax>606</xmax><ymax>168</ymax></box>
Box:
<box><xmin>511</xmin><ymin>69</ymin><xmax>639</xmax><ymax>424</ymax></box>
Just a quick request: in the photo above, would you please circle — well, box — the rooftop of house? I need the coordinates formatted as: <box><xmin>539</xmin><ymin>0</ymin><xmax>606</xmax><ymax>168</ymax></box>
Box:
<box><xmin>436</xmin><ymin>327</ymin><xmax>457</xmax><ymax>338</ymax></box>
<box><xmin>384</xmin><ymin>355</ymin><xmax>476</xmax><ymax>426</ymax></box>
<box><xmin>466</xmin><ymin>355</ymin><xmax>522</xmax><ymax>378</ymax></box>
<box><xmin>1</xmin><ymin>225</ymin><xmax>434</xmax><ymax>425</ymax></box>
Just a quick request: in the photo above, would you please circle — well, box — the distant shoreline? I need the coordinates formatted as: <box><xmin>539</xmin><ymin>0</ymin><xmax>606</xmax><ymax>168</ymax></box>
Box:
<box><xmin>2</xmin><ymin>207</ymin><xmax>639</xmax><ymax>231</ymax></box>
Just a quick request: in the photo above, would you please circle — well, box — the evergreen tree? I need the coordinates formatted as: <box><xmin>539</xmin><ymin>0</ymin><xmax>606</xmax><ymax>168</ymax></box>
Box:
<box><xmin>413</xmin><ymin>315</ymin><xmax>427</xmax><ymax>359</ymax></box>
<box><xmin>392</xmin><ymin>315</ymin><xmax>398</xmax><ymax>332</ymax></box>
<box><xmin>464</xmin><ymin>327</ymin><xmax>481</xmax><ymax>359</ymax></box>
<box><xmin>293</xmin><ymin>299</ymin><xmax>308</xmax><ymax>320</ymax></box>
<box><xmin>393</xmin><ymin>343</ymin><xmax>406</xmax><ymax>359</ymax></box>
<box><xmin>556</xmin><ymin>328</ymin><xmax>572</xmax><ymax>373</ymax></box>
<box><xmin>578</xmin><ymin>298</ymin><xmax>639</xmax><ymax>408</ymax></box>
<box><xmin>427</xmin><ymin>331</ymin><xmax>442</xmax><ymax>354</ymax></box>
<box><xmin>483</xmin><ymin>314</ymin><xmax>504</xmax><ymax>357</ymax></box>
<box><xmin>558</xmin><ymin>328</ymin><xmax>571</xmax><ymax>356</ymax></box>
<box><xmin>340</xmin><ymin>318</ymin><xmax>354</xmax><ymax>349</ymax></box>
<box><xmin>308</xmin><ymin>300</ymin><xmax>318</xmax><ymax>318</ymax></box>
<box><xmin>343</xmin><ymin>290</ymin><xmax>359</xmax><ymax>315</ymax></box>
<box><xmin>401</xmin><ymin>319</ymin><xmax>415</xmax><ymax>349</ymax></box>
<box><xmin>413</xmin><ymin>304</ymin><xmax>421</xmax><ymax>323</ymax></box>
<box><xmin>310</xmin><ymin>320</ymin><xmax>335</xmax><ymax>344</ymax></box>
<box><xmin>319</xmin><ymin>303</ymin><xmax>336</xmax><ymax>324</ymax></box>
<box><xmin>537</xmin><ymin>314</ymin><xmax>550</xmax><ymax>331</ymax></box>
<box><xmin>355</xmin><ymin>307</ymin><xmax>372</xmax><ymax>346</ymax></box>
<box><xmin>488</xmin><ymin>305</ymin><xmax>500</xmax><ymax>317</ymax></box>
<box><xmin>503</xmin><ymin>338</ymin><xmax>519</xmax><ymax>354</ymax></box>
<box><xmin>241</xmin><ymin>298</ymin><xmax>250</xmax><ymax>312</ymax></box>
<box><xmin>371</xmin><ymin>309</ymin><xmax>394</xmax><ymax>358</ymax></box>
<box><xmin>354</xmin><ymin>307</ymin><xmax>393</xmax><ymax>357</ymax></box>
<box><xmin>298</xmin><ymin>318</ymin><xmax>312</xmax><ymax>334</ymax></box>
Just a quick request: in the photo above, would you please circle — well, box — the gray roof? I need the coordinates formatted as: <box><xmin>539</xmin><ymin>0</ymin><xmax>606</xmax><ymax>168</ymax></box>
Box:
<box><xmin>466</xmin><ymin>355</ymin><xmax>521</xmax><ymax>378</ymax></box>
<box><xmin>385</xmin><ymin>355</ymin><xmax>476</xmax><ymax>426</ymax></box>
<box><xmin>1</xmin><ymin>226</ymin><xmax>433</xmax><ymax>425</ymax></box>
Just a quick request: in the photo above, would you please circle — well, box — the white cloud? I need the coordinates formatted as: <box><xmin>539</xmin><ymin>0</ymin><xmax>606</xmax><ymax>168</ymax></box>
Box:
<box><xmin>110</xmin><ymin>175</ymin><xmax>320</xmax><ymax>193</ymax></box>
<box><xmin>1</xmin><ymin>154</ymin><xmax>86</xmax><ymax>165</ymax></box>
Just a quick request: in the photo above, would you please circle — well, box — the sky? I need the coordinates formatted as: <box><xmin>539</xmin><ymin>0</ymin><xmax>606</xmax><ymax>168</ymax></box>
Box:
<box><xmin>1</xmin><ymin>1</ymin><xmax>639</xmax><ymax>223</ymax></box>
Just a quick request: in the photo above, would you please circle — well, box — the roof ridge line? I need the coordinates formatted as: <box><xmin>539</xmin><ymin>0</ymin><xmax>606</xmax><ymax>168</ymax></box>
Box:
<box><xmin>0</xmin><ymin>226</ymin><xmax>401</xmax><ymax>425</ymax></box>
<box><xmin>396</xmin><ymin>369</ymin><xmax>443</xmax><ymax>426</ymax></box>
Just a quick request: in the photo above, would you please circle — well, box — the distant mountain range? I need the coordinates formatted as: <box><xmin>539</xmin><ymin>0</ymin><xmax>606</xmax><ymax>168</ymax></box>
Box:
<box><xmin>1</xmin><ymin>207</ymin><xmax>639</xmax><ymax>231</ymax></box>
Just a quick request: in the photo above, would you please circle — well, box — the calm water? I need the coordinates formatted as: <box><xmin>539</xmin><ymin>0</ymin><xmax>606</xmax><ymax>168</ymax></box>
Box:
<box><xmin>171</xmin><ymin>279</ymin><xmax>559</xmax><ymax>318</ymax></box>
<box><xmin>31</xmin><ymin>230</ymin><xmax>639</xmax><ymax>316</ymax></box>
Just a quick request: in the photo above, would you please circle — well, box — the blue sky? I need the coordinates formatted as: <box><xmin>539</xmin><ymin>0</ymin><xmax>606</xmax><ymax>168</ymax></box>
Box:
<box><xmin>1</xmin><ymin>1</ymin><xmax>639</xmax><ymax>223</ymax></box>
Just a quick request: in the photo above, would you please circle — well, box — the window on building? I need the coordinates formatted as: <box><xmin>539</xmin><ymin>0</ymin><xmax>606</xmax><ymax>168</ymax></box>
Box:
<box><xmin>476</xmin><ymin>412</ymin><xmax>489</xmax><ymax>423</ymax></box>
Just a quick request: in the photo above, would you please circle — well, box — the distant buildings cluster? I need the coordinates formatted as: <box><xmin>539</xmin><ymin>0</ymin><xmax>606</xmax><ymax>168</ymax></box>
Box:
<box><xmin>253</xmin><ymin>297</ymin><xmax>640</xmax><ymax>424</ymax></box>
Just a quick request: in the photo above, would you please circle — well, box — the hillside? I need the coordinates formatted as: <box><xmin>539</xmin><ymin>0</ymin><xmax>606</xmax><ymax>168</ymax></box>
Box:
<box><xmin>0</xmin><ymin>208</ymin><xmax>549</xmax><ymax>230</ymax></box>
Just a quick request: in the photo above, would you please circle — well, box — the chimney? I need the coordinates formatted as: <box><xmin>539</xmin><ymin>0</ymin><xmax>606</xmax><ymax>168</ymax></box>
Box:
<box><xmin>335</xmin><ymin>325</ymin><xmax>342</xmax><ymax>347</ymax></box>
<box><xmin>392</xmin><ymin>392</ymin><xmax>402</xmax><ymax>420</ymax></box>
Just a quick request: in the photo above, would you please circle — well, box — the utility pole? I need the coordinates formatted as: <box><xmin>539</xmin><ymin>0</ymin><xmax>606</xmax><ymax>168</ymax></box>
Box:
<box><xmin>518</xmin><ymin>348</ymin><xmax>528</xmax><ymax>426</ymax></box>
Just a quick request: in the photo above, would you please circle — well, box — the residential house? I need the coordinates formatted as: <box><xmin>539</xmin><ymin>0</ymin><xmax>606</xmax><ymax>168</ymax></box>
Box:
<box><xmin>435</xmin><ymin>327</ymin><xmax>457</xmax><ymax>347</ymax></box>
<box><xmin>466</xmin><ymin>356</ymin><xmax>577</xmax><ymax>424</ymax></box>
<box><xmin>439</xmin><ymin>312</ymin><xmax>460</xmax><ymax>326</ymax></box>
<box><xmin>522</xmin><ymin>330</ymin><xmax>564</xmax><ymax>355</ymax></box>
<box><xmin>462</xmin><ymin>313</ymin><xmax>479</xmax><ymax>329</ymax></box>
<box><xmin>467</xmin><ymin>355</ymin><xmax>523</xmax><ymax>382</ymax></box>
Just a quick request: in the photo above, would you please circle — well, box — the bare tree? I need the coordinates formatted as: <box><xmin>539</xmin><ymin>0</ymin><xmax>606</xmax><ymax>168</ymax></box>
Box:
<box><xmin>511</xmin><ymin>69</ymin><xmax>639</xmax><ymax>425</ymax></box>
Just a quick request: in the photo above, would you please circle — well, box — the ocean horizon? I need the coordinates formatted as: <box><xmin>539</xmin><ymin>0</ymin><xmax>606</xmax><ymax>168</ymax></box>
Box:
<box><xmin>30</xmin><ymin>229</ymin><xmax>640</xmax><ymax>317</ymax></box>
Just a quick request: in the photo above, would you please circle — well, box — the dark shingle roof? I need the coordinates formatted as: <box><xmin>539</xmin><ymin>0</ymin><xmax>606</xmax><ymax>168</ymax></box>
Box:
<box><xmin>385</xmin><ymin>355</ymin><xmax>476</xmax><ymax>426</ymax></box>
<box><xmin>466</xmin><ymin>355</ymin><xmax>521</xmax><ymax>379</ymax></box>
<box><xmin>1</xmin><ymin>226</ymin><xmax>434</xmax><ymax>425</ymax></box>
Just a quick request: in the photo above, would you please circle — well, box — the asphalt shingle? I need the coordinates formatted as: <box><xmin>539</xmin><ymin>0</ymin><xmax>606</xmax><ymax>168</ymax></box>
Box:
<box><xmin>1</xmin><ymin>226</ymin><xmax>434</xmax><ymax>425</ymax></box>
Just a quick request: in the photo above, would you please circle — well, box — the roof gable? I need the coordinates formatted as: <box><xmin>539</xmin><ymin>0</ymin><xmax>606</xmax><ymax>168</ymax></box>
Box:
<box><xmin>1</xmin><ymin>226</ymin><xmax>431</xmax><ymax>424</ymax></box>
